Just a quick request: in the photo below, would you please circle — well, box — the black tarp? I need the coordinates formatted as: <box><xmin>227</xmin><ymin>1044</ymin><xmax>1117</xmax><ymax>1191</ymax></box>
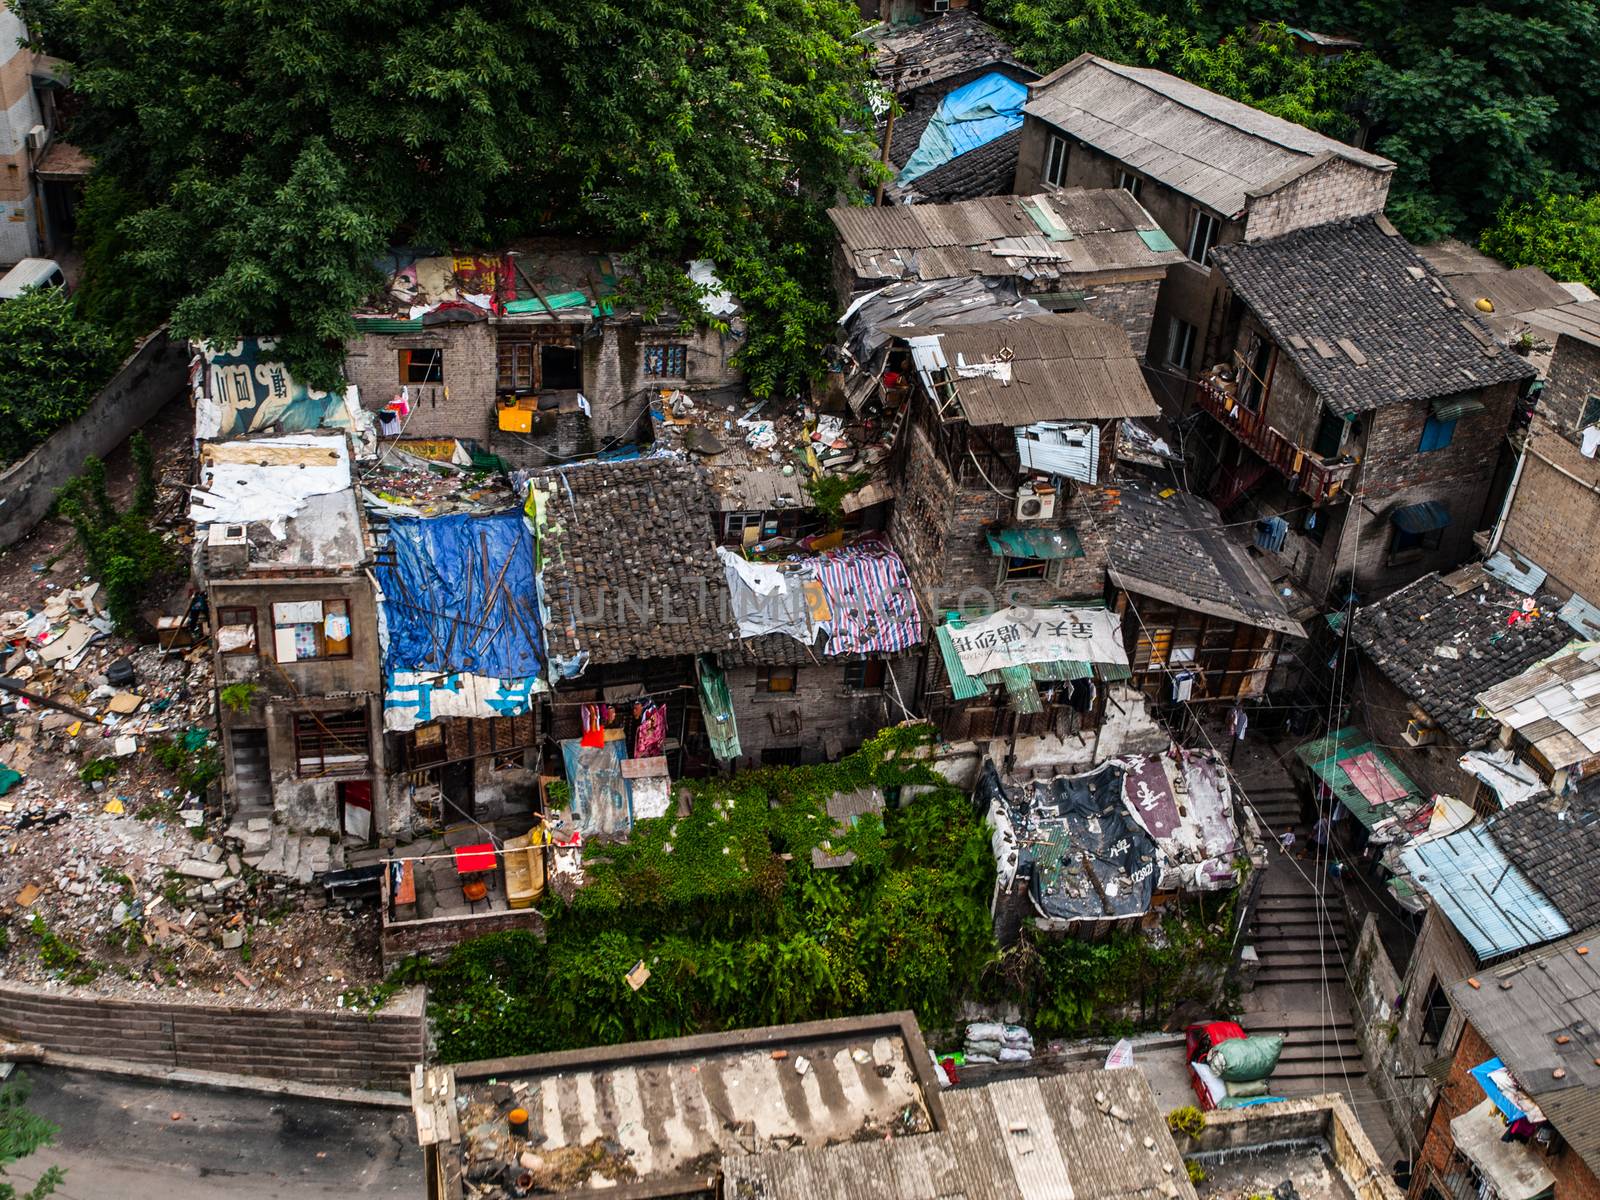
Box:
<box><xmin>978</xmin><ymin>760</ymin><xmax>1159</xmax><ymax>922</ymax></box>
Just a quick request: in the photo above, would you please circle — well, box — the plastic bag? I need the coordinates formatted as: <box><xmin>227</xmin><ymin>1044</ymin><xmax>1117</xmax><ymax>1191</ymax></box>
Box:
<box><xmin>1208</xmin><ymin>1034</ymin><xmax>1285</xmax><ymax>1082</ymax></box>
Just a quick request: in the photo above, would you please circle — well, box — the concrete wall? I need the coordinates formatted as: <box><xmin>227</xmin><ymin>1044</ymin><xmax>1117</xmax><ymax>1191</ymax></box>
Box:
<box><xmin>1350</xmin><ymin>913</ymin><xmax>1447</xmax><ymax>1147</ymax></box>
<box><xmin>1187</xmin><ymin>1094</ymin><xmax>1405</xmax><ymax>1200</ymax></box>
<box><xmin>723</xmin><ymin>662</ymin><xmax>897</xmax><ymax>766</ymax></box>
<box><xmin>1498</xmin><ymin>419</ymin><xmax>1600</xmax><ymax>602</ymax></box>
<box><xmin>0</xmin><ymin>6</ymin><xmax>43</xmax><ymax>262</ymax></box>
<box><xmin>0</xmin><ymin>981</ymin><xmax>426</xmax><ymax>1088</ymax></box>
<box><xmin>0</xmin><ymin>328</ymin><xmax>186</xmax><ymax>547</ymax></box>
<box><xmin>1535</xmin><ymin>334</ymin><xmax>1600</xmax><ymax>440</ymax></box>
<box><xmin>1242</xmin><ymin>157</ymin><xmax>1392</xmax><ymax>243</ymax></box>
<box><xmin>888</xmin><ymin>418</ymin><xmax>1113</xmax><ymax>614</ymax></box>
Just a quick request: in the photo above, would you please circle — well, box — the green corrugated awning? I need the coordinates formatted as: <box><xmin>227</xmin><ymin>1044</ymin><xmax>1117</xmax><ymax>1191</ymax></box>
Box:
<box><xmin>1431</xmin><ymin>396</ymin><xmax>1487</xmax><ymax>421</ymax></box>
<box><xmin>1325</xmin><ymin>611</ymin><xmax>1345</xmax><ymax>634</ymax></box>
<box><xmin>1139</xmin><ymin>228</ymin><xmax>1180</xmax><ymax>253</ymax></box>
<box><xmin>935</xmin><ymin>626</ymin><xmax>990</xmax><ymax>701</ymax></box>
<box><xmin>1096</xmin><ymin>662</ymin><xmax>1132</xmax><ymax>682</ymax></box>
<box><xmin>1294</xmin><ymin>725</ymin><xmax>1424</xmax><ymax>828</ymax></box>
<box><xmin>354</xmin><ymin>317</ymin><xmax>424</xmax><ymax>333</ymax></box>
<box><xmin>695</xmin><ymin>655</ymin><xmax>740</xmax><ymax>761</ymax></box>
<box><xmin>1000</xmin><ymin>666</ymin><xmax>1042</xmax><ymax>713</ymax></box>
<box><xmin>986</xmin><ymin>527</ymin><xmax>1084</xmax><ymax>560</ymax></box>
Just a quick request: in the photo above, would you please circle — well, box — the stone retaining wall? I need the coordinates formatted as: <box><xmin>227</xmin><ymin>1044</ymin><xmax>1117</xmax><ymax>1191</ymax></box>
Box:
<box><xmin>0</xmin><ymin>981</ymin><xmax>426</xmax><ymax>1088</ymax></box>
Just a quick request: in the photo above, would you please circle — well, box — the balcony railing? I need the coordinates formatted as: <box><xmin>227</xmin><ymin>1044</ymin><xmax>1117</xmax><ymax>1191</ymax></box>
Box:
<box><xmin>1195</xmin><ymin>374</ymin><xmax>1357</xmax><ymax>506</ymax></box>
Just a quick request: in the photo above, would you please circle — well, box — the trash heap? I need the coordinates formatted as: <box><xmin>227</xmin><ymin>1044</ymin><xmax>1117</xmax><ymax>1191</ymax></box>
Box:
<box><xmin>964</xmin><ymin>1021</ymin><xmax>1034</xmax><ymax>1064</ymax></box>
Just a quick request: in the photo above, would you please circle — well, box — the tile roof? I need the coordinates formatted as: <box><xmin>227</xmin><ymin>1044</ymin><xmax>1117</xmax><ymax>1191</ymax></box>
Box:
<box><xmin>1400</xmin><ymin>825</ymin><xmax>1571</xmax><ymax>961</ymax></box>
<box><xmin>1477</xmin><ymin>641</ymin><xmax>1600</xmax><ymax>770</ymax></box>
<box><xmin>889</xmin><ymin>126</ymin><xmax>1021</xmax><ymax>204</ymax></box>
<box><xmin>830</xmin><ymin>188</ymin><xmax>1184</xmax><ymax>287</ymax></box>
<box><xmin>1488</xmin><ymin>785</ymin><xmax>1600</xmax><ymax>931</ymax></box>
<box><xmin>1450</xmin><ymin>927</ymin><xmax>1600</xmax><ymax>1175</ymax></box>
<box><xmin>1024</xmin><ymin>55</ymin><xmax>1391</xmax><ymax>218</ymax></box>
<box><xmin>862</xmin><ymin>10</ymin><xmax>1032</xmax><ymax>98</ymax></box>
<box><xmin>1210</xmin><ymin>218</ymin><xmax>1537</xmax><ymax>416</ymax></box>
<box><xmin>1107</xmin><ymin>474</ymin><xmax>1305</xmax><ymax>636</ymax></box>
<box><xmin>536</xmin><ymin>457</ymin><xmax>735</xmax><ymax>666</ymax></box>
<box><xmin>1349</xmin><ymin>566</ymin><xmax>1573</xmax><ymax>745</ymax></box>
<box><xmin>894</xmin><ymin>311</ymin><xmax>1160</xmax><ymax>426</ymax></box>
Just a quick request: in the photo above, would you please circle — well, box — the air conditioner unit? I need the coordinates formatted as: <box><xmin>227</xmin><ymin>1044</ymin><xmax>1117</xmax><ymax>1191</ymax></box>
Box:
<box><xmin>26</xmin><ymin>125</ymin><xmax>45</xmax><ymax>153</ymax></box>
<box><xmin>1402</xmin><ymin>719</ymin><xmax>1438</xmax><ymax>748</ymax></box>
<box><xmin>1015</xmin><ymin>480</ymin><xmax>1056</xmax><ymax>522</ymax></box>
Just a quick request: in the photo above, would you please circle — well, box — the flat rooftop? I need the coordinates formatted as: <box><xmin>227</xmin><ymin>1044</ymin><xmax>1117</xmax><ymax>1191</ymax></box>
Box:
<box><xmin>429</xmin><ymin>1014</ymin><xmax>938</xmax><ymax>1199</ymax></box>
<box><xmin>1184</xmin><ymin>1096</ymin><xmax>1404</xmax><ymax>1200</ymax></box>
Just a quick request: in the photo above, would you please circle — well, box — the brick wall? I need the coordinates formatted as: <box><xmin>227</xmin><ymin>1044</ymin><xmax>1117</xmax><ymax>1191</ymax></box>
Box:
<box><xmin>888</xmin><ymin>421</ymin><xmax>1111</xmax><ymax>613</ymax></box>
<box><xmin>1080</xmin><ymin>276</ymin><xmax>1162</xmax><ymax>359</ymax></box>
<box><xmin>1321</xmin><ymin>380</ymin><xmax>1519</xmax><ymax>596</ymax></box>
<box><xmin>1411</xmin><ymin>1017</ymin><xmax>1600</xmax><ymax>1200</ymax></box>
<box><xmin>723</xmin><ymin>663</ymin><xmax>899</xmax><ymax>765</ymax></box>
<box><xmin>346</xmin><ymin>323</ymin><xmax>499</xmax><ymax>444</ymax></box>
<box><xmin>1354</xmin><ymin>664</ymin><xmax>1477</xmax><ymax>799</ymax></box>
<box><xmin>382</xmin><ymin>909</ymin><xmax>541</xmax><ymax>972</ymax></box>
<box><xmin>1242</xmin><ymin>156</ymin><xmax>1392</xmax><ymax>243</ymax></box>
<box><xmin>0</xmin><ymin>982</ymin><xmax>425</xmax><ymax>1088</ymax></box>
<box><xmin>1499</xmin><ymin>419</ymin><xmax>1600</xmax><ymax>601</ymax></box>
<box><xmin>1536</xmin><ymin>336</ymin><xmax>1600</xmax><ymax>439</ymax></box>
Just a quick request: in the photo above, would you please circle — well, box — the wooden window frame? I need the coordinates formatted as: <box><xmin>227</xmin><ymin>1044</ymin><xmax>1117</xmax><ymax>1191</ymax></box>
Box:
<box><xmin>1187</xmin><ymin>209</ymin><xmax>1219</xmax><ymax>265</ymax></box>
<box><xmin>1044</xmin><ymin>135</ymin><xmax>1070</xmax><ymax>187</ymax></box>
<box><xmin>1166</xmin><ymin>317</ymin><xmax>1195</xmax><ymax>370</ymax></box>
<box><xmin>292</xmin><ymin>709</ymin><xmax>371</xmax><ymax>777</ymax></box>
<box><xmin>757</xmin><ymin>664</ymin><xmax>798</xmax><ymax>693</ymax></box>
<box><xmin>398</xmin><ymin>347</ymin><xmax>444</xmax><ymax>384</ymax></box>
<box><xmin>271</xmin><ymin>598</ymin><xmax>353</xmax><ymax>663</ymax></box>
<box><xmin>497</xmin><ymin>340</ymin><xmax>535</xmax><ymax>393</ymax></box>
<box><xmin>216</xmin><ymin>605</ymin><xmax>257</xmax><ymax>655</ymax></box>
<box><xmin>843</xmin><ymin>660</ymin><xmax>887</xmax><ymax>690</ymax></box>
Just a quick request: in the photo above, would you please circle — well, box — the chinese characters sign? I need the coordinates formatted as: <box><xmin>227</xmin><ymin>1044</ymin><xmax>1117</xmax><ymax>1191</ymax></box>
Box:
<box><xmin>948</xmin><ymin>607</ymin><xmax>1126</xmax><ymax>677</ymax></box>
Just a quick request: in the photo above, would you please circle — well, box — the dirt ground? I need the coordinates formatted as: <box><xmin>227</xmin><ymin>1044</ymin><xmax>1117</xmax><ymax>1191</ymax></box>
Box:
<box><xmin>0</xmin><ymin>399</ymin><xmax>384</xmax><ymax>1007</ymax></box>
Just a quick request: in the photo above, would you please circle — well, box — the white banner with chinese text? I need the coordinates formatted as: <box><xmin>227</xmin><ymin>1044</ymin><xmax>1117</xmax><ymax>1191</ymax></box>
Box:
<box><xmin>949</xmin><ymin>607</ymin><xmax>1127</xmax><ymax>677</ymax></box>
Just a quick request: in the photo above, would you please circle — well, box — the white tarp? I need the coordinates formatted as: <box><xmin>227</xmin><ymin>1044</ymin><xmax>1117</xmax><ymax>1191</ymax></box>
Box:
<box><xmin>717</xmin><ymin>548</ymin><xmax>820</xmax><ymax>643</ymax></box>
<box><xmin>1458</xmin><ymin>749</ymin><xmax>1545</xmax><ymax>808</ymax></box>
<box><xmin>949</xmin><ymin>606</ymin><xmax>1127</xmax><ymax>677</ymax></box>
<box><xmin>382</xmin><ymin>671</ymin><xmax>544</xmax><ymax>732</ymax></box>
<box><xmin>189</xmin><ymin>434</ymin><xmax>353</xmax><ymax>539</ymax></box>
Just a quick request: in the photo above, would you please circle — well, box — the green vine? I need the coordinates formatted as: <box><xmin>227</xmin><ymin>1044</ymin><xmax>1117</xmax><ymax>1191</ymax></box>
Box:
<box><xmin>805</xmin><ymin>471</ymin><xmax>869</xmax><ymax>528</ymax></box>
<box><xmin>219</xmin><ymin>682</ymin><xmax>259</xmax><ymax>714</ymax></box>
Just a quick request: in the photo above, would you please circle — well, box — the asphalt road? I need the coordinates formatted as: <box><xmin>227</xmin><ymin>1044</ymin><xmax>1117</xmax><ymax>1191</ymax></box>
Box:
<box><xmin>2</xmin><ymin>1066</ymin><xmax>421</xmax><ymax>1199</ymax></box>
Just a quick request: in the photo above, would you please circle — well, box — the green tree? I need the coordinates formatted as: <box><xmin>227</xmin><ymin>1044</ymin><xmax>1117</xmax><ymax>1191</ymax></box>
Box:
<box><xmin>1480</xmin><ymin>192</ymin><xmax>1600</xmax><ymax>290</ymax></box>
<box><xmin>24</xmin><ymin>0</ymin><xmax>883</xmax><ymax>398</ymax></box>
<box><xmin>0</xmin><ymin>287</ymin><xmax>123</xmax><ymax>464</ymax></box>
<box><xmin>55</xmin><ymin>433</ymin><xmax>174</xmax><ymax>632</ymax></box>
<box><xmin>0</xmin><ymin>1075</ymin><xmax>64</xmax><ymax>1200</ymax></box>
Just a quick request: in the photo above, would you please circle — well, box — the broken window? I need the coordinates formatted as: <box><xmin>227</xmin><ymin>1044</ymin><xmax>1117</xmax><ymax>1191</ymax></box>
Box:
<box><xmin>757</xmin><ymin>664</ymin><xmax>797</xmax><ymax>693</ymax></box>
<box><xmin>216</xmin><ymin>605</ymin><xmax>257</xmax><ymax>655</ymax></box>
<box><xmin>1187</xmin><ymin>209</ymin><xmax>1219</xmax><ymax>265</ymax></box>
<box><xmin>1044</xmin><ymin>135</ymin><xmax>1070</xmax><ymax>187</ymax></box>
<box><xmin>399</xmin><ymin>347</ymin><xmax>444</xmax><ymax>384</ymax></box>
<box><xmin>1418</xmin><ymin>414</ymin><xmax>1456</xmax><ymax>452</ymax></box>
<box><xmin>540</xmin><ymin>344</ymin><xmax>582</xmax><ymax>390</ymax></box>
<box><xmin>293</xmin><ymin>709</ymin><xmax>371</xmax><ymax>777</ymax></box>
<box><xmin>270</xmin><ymin>599</ymin><xmax>352</xmax><ymax>663</ymax></box>
<box><xmin>1418</xmin><ymin>977</ymin><xmax>1452</xmax><ymax>1046</ymax></box>
<box><xmin>1000</xmin><ymin>557</ymin><xmax>1050</xmax><ymax>582</ymax></box>
<box><xmin>642</xmin><ymin>344</ymin><xmax>687</xmax><ymax>379</ymax></box>
<box><xmin>843</xmin><ymin>660</ymin><xmax>887</xmax><ymax>690</ymax></box>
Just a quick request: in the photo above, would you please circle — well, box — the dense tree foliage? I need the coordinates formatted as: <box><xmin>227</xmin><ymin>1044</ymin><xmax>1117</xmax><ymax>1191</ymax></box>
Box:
<box><xmin>22</xmin><ymin>0</ymin><xmax>883</xmax><ymax>395</ymax></box>
<box><xmin>1480</xmin><ymin>193</ymin><xmax>1600</xmax><ymax>291</ymax></box>
<box><xmin>987</xmin><ymin>0</ymin><xmax>1600</xmax><ymax>245</ymax></box>
<box><xmin>0</xmin><ymin>286</ymin><xmax>123</xmax><ymax>464</ymax></box>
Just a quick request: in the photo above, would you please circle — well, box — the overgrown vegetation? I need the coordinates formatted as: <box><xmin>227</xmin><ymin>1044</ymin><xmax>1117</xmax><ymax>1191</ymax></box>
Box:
<box><xmin>805</xmin><ymin>472</ymin><xmax>870</xmax><ymax>528</ymax></box>
<box><xmin>0</xmin><ymin>286</ymin><xmax>122</xmax><ymax>465</ymax></box>
<box><xmin>55</xmin><ymin>433</ymin><xmax>172</xmax><ymax>632</ymax></box>
<box><xmin>987</xmin><ymin>0</ymin><xmax>1600</xmax><ymax>245</ymax></box>
<box><xmin>148</xmin><ymin>731</ymin><xmax>221</xmax><ymax>800</ymax></box>
<box><xmin>1167</xmin><ymin>1105</ymin><xmax>1207</xmax><ymax>1139</ymax></box>
<box><xmin>219</xmin><ymin>683</ymin><xmax>259</xmax><ymax>715</ymax></box>
<box><xmin>0</xmin><ymin>1074</ymin><xmax>63</xmax><ymax>1200</ymax></box>
<box><xmin>23</xmin><ymin>0</ymin><xmax>884</xmax><ymax>400</ymax></box>
<box><xmin>76</xmin><ymin>757</ymin><xmax>119</xmax><ymax>785</ymax></box>
<box><xmin>395</xmin><ymin>726</ymin><xmax>1230</xmax><ymax>1062</ymax></box>
<box><xmin>1480</xmin><ymin>191</ymin><xmax>1600</xmax><ymax>291</ymax></box>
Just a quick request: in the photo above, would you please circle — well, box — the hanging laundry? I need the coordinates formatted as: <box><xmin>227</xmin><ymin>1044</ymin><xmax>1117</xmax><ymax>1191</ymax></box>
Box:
<box><xmin>1229</xmin><ymin>705</ymin><xmax>1248</xmax><ymax>741</ymax></box>
<box><xmin>634</xmin><ymin>702</ymin><xmax>667</xmax><ymax>758</ymax></box>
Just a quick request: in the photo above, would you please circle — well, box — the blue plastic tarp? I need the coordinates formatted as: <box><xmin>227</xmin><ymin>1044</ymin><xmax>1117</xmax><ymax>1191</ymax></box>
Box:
<box><xmin>1470</xmin><ymin>1058</ymin><xmax>1530</xmax><ymax>1122</ymax></box>
<box><xmin>375</xmin><ymin>510</ymin><xmax>544</xmax><ymax>678</ymax></box>
<box><xmin>897</xmin><ymin>72</ymin><xmax>1027</xmax><ymax>185</ymax></box>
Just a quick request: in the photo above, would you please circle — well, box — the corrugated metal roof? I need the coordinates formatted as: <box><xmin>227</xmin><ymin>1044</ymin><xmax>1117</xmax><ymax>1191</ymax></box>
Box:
<box><xmin>1482</xmin><ymin>549</ymin><xmax>1548</xmax><ymax>594</ymax></box>
<box><xmin>894</xmin><ymin>312</ymin><xmax>1159</xmax><ymax>426</ymax></box>
<box><xmin>1392</xmin><ymin>500</ymin><xmax>1453</xmax><ymax>535</ymax></box>
<box><xmin>1522</xmin><ymin>300</ymin><xmax>1600</xmax><ymax>349</ymax></box>
<box><xmin>354</xmin><ymin>316</ymin><xmax>424</xmax><ymax>333</ymax></box>
<box><xmin>1294</xmin><ymin>725</ymin><xmax>1425</xmax><ymax>829</ymax></box>
<box><xmin>1025</xmin><ymin>57</ymin><xmax>1391</xmax><ymax>217</ymax></box>
<box><xmin>1559</xmin><ymin>593</ymin><xmax>1600</xmax><ymax>640</ymax></box>
<box><xmin>1400</xmin><ymin>825</ymin><xmax>1571</xmax><ymax>960</ymax></box>
<box><xmin>936</xmin><ymin>625</ymin><xmax>991</xmax><ymax>700</ymax></box>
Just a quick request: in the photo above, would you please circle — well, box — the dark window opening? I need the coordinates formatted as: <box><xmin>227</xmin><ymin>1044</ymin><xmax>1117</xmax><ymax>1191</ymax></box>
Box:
<box><xmin>1116</xmin><ymin>170</ymin><xmax>1143</xmax><ymax>198</ymax></box>
<box><xmin>1238</xmin><ymin>338</ymin><xmax>1272</xmax><ymax>412</ymax></box>
<box><xmin>1581</xmin><ymin>395</ymin><xmax>1600</xmax><ymax>429</ymax></box>
<box><xmin>643</xmin><ymin>344</ymin><xmax>687</xmax><ymax>378</ymax></box>
<box><xmin>1313</xmin><ymin>410</ymin><xmax>1345</xmax><ymax>459</ymax></box>
<box><xmin>399</xmin><ymin>347</ymin><xmax>443</xmax><ymax>384</ymax></box>
<box><xmin>758</xmin><ymin>665</ymin><xmax>797</xmax><ymax>693</ymax></box>
<box><xmin>1188</xmin><ymin>209</ymin><xmax>1219</xmax><ymax>265</ymax></box>
<box><xmin>1419</xmin><ymin>978</ymin><xmax>1452</xmax><ymax>1046</ymax></box>
<box><xmin>844</xmin><ymin>660</ymin><xmax>887</xmax><ymax>690</ymax></box>
<box><xmin>541</xmin><ymin>344</ymin><xmax>582</xmax><ymax>390</ymax></box>
<box><xmin>1390</xmin><ymin>523</ymin><xmax>1445</xmax><ymax>563</ymax></box>
<box><xmin>293</xmin><ymin>709</ymin><xmax>371</xmax><ymax>777</ymax></box>
<box><xmin>1003</xmin><ymin>557</ymin><xmax>1050</xmax><ymax>582</ymax></box>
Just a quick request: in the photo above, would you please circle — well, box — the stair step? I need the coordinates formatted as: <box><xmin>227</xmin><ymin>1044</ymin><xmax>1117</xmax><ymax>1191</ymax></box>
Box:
<box><xmin>1253</xmin><ymin>943</ymin><xmax>1350</xmax><ymax>960</ymax></box>
<box><xmin>1271</xmin><ymin>1060</ymin><xmax>1367</xmax><ymax>1080</ymax></box>
<box><xmin>1253</xmin><ymin>969</ymin><xmax>1339</xmax><ymax>984</ymax></box>
<box><xmin>1278</xmin><ymin>1045</ymin><xmax>1362</xmax><ymax>1064</ymax></box>
<box><xmin>1242</xmin><ymin>1009</ymin><xmax>1355</xmax><ymax>1032</ymax></box>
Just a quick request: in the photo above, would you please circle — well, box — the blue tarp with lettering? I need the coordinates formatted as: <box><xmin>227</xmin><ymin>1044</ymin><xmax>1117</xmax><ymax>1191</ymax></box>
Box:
<box><xmin>375</xmin><ymin>510</ymin><xmax>543</xmax><ymax>678</ymax></box>
<box><xmin>897</xmin><ymin>72</ymin><xmax>1028</xmax><ymax>185</ymax></box>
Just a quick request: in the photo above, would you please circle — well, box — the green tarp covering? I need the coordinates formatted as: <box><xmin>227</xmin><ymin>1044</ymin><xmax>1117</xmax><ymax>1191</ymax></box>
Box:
<box><xmin>1294</xmin><ymin>725</ymin><xmax>1424</xmax><ymax>829</ymax></box>
<box><xmin>985</xmin><ymin>526</ymin><xmax>1084</xmax><ymax>560</ymax></box>
<box><xmin>696</xmin><ymin>655</ymin><xmax>740</xmax><ymax>761</ymax></box>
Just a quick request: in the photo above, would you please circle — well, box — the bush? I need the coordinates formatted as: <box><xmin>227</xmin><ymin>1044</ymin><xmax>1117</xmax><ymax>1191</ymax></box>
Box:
<box><xmin>55</xmin><ymin>433</ymin><xmax>173</xmax><ymax>632</ymax></box>
<box><xmin>0</xmin><ymin>286</ymin><xmax>122</xmax><ymax>464</ymax></box>
<box><xmin>1480</xmin><ymin>192</ymin><xmax>1600</xmax><ymax>292</ymax></box>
